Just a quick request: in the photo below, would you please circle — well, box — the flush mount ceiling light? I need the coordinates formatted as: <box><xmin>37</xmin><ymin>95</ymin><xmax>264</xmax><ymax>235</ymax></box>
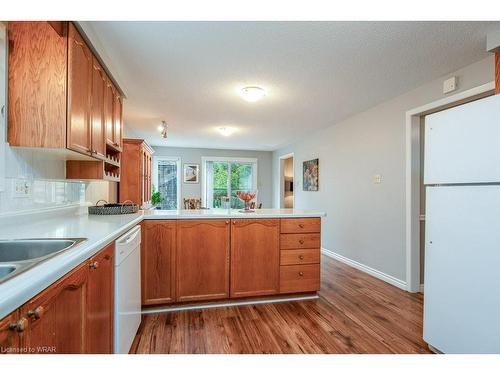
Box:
<box><xmin>240</xmin><ymin>86</ymin><xmax>266</xmax><ymax>102</ymax></box>
<box><xmin>158</xmin><ymin>121</ymin><xmax>168</xmax><ymax>139</ymax></box>
<box><xmin>218</xmin><ymin>127</ymin><xmax>236</xmax><ymax>137</ymax></box>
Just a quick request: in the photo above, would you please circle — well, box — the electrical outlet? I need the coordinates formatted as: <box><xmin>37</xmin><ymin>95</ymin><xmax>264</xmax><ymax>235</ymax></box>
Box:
<box><xmin>373</xmin><ymin>174</ymin><xmax>382</xmax><ymax>184</ymax></box>
<box><xmin>12</xmin><ymin>179</ymin><xmax>32</xmax><ymax>198</ymax></box>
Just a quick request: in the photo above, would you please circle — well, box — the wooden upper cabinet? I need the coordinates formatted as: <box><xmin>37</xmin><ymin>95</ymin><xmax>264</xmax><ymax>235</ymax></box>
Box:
<box><xmin>67</xmin><ymin>22</ymin><xmax>92</xmax><ymax>155</ymax></box>
<box><xmin>176</xmin><ymin>220</ymin><xmax>230</xmax><ymax>302</ymax></box>
<box><xmin>230</xmin><ymin>219</ymin><xmax>280</xmax><ymax>298</ymax></box>
<box><xmin>7</xmin><ymin>21</ymin><xmax>68</xmax><ymax>148</ymax></box>
<box><xmin>142</xmin><ymin>221</ymin><xmax>176</xmax><ymax>305</ymax></box>
<box><xmin>120</xmin><ymin>139</ymin><xmax>153</xmax><ymax>206</ymax></box>
<box><xmin>20</xmin><ymin>262</ymin><xmax>88</xmax><ymax>354</ymax></box>
<box><xmin>0</xmin><ymin>310</ymin><xmax>21</xmax><ymax>354</ymax></box>
<box><xmin>104</xmin><ymin>78</ymin><xmax>115</xmax><ymax>147</ymax></box>
<box><xmin>86</xmin><ymin>243</ymin><xmax>114</xmax><ymax>354</ymax></box>
<box><xmin>113</xmin><ymin>93</ymin><xmax>123</xmax><ymax>150</ymax></box>
<box><xmin>90</xmin><ymin>57</ymin><xmax>106</xmax><ymax>159</ymax></box>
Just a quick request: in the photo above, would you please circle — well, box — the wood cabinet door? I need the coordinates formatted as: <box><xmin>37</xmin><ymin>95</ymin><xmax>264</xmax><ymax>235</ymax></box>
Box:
<box><xmin>86</xmin><ymin>243</ymin><xmax>114</xmax><ymax>353</ymax></box>
<box><xmin>176</xmin><ymin>220</ymin><xmax>230</xmax><ymax>302</ymax></box>
<box><xmin>104</xmin><ymin>78</ymin><xmax>115</xmax><ymax>146</ymax></box>
<box><xmin>20</xmin><ymin>263</ymin><xmax>88</xmax><ymax>354</ymax></box>
<box><xmin>67</xmin><ymin>23</ymin><xmax>92</xmax><ymax>155</ymax></box>
<box><xmin>0</xmin><ymin>311</ymin><xmax>21</xmax><ymax>354</ymax></box>
<box><xmin>7</xmin><ymin>21</ymin><xmax>67</xmax><ymax>148</ymax></box>
<box><xmin>230</xmin><ymin>219</ymin><xmax>280</xmax><ymax>298</ymax></box>
<box><xmin>142</xmin><ymin>221</ymin><xmax>176</xmax><ymax>305</ymax></box>
<box><xmin>113</xmin><ymin>93</ymin><xmax>123</xmax><ymax>150</ymax></box>
<box><xmin>90</xmin><ymin>57</ymin><xmax>106</xmax><ymax>159</ymax></box>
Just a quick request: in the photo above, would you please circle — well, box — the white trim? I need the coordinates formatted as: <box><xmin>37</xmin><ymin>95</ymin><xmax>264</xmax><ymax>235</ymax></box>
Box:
<box><xmin>419</xmin><ymin>284</ymin><xmax>424</xmax><ymax>294</ymax></box>
<box><xmin>404</xmin><ymin>81</ymin><xmax>495</xmax><ymax>292</ymax></box>
<box><xmin>278</xmin><ymin>152</ymin><xmax>295</xmax><ymax>209</ymax></box>
<box><xmin>152</xmin><ymin>156</ymin><xmax>181</xmax><ymax>209</ymax></box>
<box><xmin>201</xmin><ymin>156</ymin><xmax>258</xmax><ymax>208</ymax></box>
<box><xmin>141</xmin><ymin>294</ymin><xmax>319</xmax><ymax>314</ymax></box>
<box><xmin>321</xmin><ymin>248</ymin><xmax>407</xmax><ymax>290</ymax></box>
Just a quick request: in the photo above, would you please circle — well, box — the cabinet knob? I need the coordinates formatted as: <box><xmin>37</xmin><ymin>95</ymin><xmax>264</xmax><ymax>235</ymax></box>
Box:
<box><xmin>27</xmin><ymin>306</ymin><xmax>44</xmax><ymax>320</ymax></box>
<box><xmin>233</xmin><ymin>221</ymin><xmax>236</xmax><ymax>224</ymax></box>
<box><xmin>298</xmin><ymin>223</ymin><xmax>304</xmax><ymax>228</ymax></box>
<box><xmin>225</xmin><ymin>220</ymin><xmax>229</xmax><ymax>224</ymax></box>
<box><xmin>299</xmin><ymin>255</ymin><xmax>304</xmax><ymax>260</ymax></box>
<box><xmin>9</xmin><ymin>317</ymin><xmax>28</xmax><ymax>332</ymax></box>
<box><xmin>89</xmin><ymin>261</ymin><xmax>99</xmax><ymax>269</ymax></box>
<box><xmin>299</xmin><ymin>272</ymin><xmax>304</xmax><ymax>277</ymax></box>
<box><xmin>299</xmin><ymin>239</ymin><xmax>304</xmax><ymax>245</ymax></box>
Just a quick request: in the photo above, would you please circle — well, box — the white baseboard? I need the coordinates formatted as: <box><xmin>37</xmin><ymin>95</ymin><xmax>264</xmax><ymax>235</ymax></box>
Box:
<box><xmin>321</xmin><ymin>248</ymin><xmax>407</xmax><ymax>290</ymax></box>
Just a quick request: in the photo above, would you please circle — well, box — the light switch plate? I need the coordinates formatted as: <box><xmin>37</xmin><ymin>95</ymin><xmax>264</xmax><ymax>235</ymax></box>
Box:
<box><xmin>12</xmin><ymin>179</ymin><xmax>32</xmax><ymax>198</ymax></box>
<box><xmin>373</xmin><ymin>174</ymin><xmax>382</xmax><ymax>184</ymax></box>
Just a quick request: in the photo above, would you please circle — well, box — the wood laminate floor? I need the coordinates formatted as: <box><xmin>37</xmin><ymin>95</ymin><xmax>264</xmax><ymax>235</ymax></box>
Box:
<box><xmin>131</xmin><ymin>256</ymin><xmax>431</xmax><ymax>354</ymax></box>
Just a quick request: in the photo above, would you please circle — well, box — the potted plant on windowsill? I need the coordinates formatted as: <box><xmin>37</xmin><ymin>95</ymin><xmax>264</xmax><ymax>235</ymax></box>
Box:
<box><xmin>151</xmin><ymin>185</ymin><xmax>162</xmax><ymax>209</ymax></box>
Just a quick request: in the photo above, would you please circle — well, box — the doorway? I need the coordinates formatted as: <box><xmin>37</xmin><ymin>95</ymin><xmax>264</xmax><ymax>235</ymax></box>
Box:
<box><xmin>279</xmin><ymin>153</ymin><xmax>294</xmax><ymax>209</ymax></box>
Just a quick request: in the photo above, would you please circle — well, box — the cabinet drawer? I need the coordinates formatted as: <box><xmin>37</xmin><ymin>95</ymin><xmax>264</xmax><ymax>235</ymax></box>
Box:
<box><xmin>280</xmin><ymin>248</ymin><xmax>320</xmax><ymax>265</ymax></box>
<box><xmin>280</xmin><ymin>264</ymin><xmax>320</xmax><ymax>293</ymax></box>
<box><xmin>280</xmin><ymin>233</ymin><xmax>320</xmax><ymax>249</ymax></box>
<box><xmin>280</xmin><ymin>218</ymin><xmax>320</xmax><ymax>234</ymax></box>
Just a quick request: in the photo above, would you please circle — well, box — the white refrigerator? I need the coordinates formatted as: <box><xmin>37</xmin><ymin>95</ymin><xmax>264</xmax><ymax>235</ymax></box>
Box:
<box><xmin>423</xmin><ymin>94</ymin><xmax>500</xmax><ymax>354</ymax></box>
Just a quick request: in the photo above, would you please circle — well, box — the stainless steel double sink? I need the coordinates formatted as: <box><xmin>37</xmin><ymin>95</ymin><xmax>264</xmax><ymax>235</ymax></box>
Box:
<box><xmin>0</xmin><ymin>239</ymin><xmax>86</xmax><ymax>284</ymax></box>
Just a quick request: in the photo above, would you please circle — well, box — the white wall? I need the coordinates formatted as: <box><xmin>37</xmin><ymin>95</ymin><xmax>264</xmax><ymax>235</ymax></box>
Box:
<box><xmin>153</xmin><ymin>146</ymin><xmax>273</xmax><ymax>208</ymax></box>
<box><xmin>272</xmin><ymin>56</ymin><xmax>495</xmax><ymax>283</ymax></box>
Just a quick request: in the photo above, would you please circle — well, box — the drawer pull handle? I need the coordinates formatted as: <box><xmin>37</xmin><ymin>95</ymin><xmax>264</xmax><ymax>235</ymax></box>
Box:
<box><xmin>299</xmin><ymin>272</ymin><xmax>304</xmax><ymax>277</ymax></box>
<box><xmin>299</xmin><ymin>255</ymin><xmax>304</xmax><ymax>260</ymax></box>
<box><xmin>298</xmin><ymin>224</ymin><xmax>304</xmax><ymax>228</ymax></box>
<box><xmin>299</xmin><ymin>240</ymin><xmax>304</xmax><ymax>245</ymax></box>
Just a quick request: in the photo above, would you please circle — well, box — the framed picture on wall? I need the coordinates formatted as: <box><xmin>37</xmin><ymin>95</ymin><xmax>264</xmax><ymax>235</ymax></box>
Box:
<box><xmin>183</xmin><ymin>164</ymin><xmax>200</xmax><ymax>183</ymax></box>
<box><xmin>303</xmin><ymin>158</ymin><xmax>319</xmax><ymax>191</ymax></box>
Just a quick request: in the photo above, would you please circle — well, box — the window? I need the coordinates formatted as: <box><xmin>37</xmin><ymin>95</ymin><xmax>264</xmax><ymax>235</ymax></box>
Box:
<box><xmin>202</xmin><ymin>157</ymin><xmax>258</xmax><ymax>209</ymax></box>
<box><xmin>153</xmin><ymin>157</ymin><xmax>181</xmax><ymax>209</ymax></box>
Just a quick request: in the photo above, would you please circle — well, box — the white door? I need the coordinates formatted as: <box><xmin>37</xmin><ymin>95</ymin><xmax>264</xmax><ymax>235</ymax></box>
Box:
<box><xmin>424</xmin><ymin>94</ymin><xmax>500</xmax><ymax>185</ymax></box>
<box><xmin>424</xmin><ymin>185</ymin><xmax>500</xmax><ymax>353</ymax></box>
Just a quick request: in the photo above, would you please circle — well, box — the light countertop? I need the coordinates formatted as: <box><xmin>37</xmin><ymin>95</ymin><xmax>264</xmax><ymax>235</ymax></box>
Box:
<box><xmin>0</xmin><ymin>207</ymin><xmax>325</xmax><ymax>318</ymax></box>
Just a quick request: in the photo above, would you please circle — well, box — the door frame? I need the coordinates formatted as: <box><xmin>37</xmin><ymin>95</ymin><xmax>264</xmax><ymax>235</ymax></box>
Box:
<box><xmin>152</xmin><ymin>156</ymin><xmax>181</xmax><ymax>210</ymax></box>
<box><xmin>405</xmin><ymin>81</ymin><xmax>495</xmax><ymax>292</ymax></box>
<box><xmin>278</xmin><ymin>153</ymin><xmax>295</xmax><ymax>209</ymax></box>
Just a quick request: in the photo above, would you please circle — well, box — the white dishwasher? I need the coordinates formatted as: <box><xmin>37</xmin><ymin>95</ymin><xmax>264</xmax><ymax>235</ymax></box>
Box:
<box><xmin>114</xmin><ymin>225</ymin><xmax>142</xmax><ymax>354</ymax></box>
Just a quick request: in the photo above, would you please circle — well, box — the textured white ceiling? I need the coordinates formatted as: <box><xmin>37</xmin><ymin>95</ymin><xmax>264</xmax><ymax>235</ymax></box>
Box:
<box><xmin>85</xmin><ymin>21</ymin><xmax>499</xmax><ymax>150</ymax></box>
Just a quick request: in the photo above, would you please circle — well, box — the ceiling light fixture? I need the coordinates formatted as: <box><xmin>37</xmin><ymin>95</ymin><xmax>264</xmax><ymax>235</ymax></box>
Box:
<box><xmin>218</xmin><ymin>127</ymin><xmax>236</xmax><ymax>137</ymax></box>
<box><xmin>240</xmin><ymin>86</ymin><xmax>266</xmax><ymax>102</ymax></box>
<box><xmin>159</xmin><ymin>121</ymin><xmax>168</xmax><ymax>139</ymax></box>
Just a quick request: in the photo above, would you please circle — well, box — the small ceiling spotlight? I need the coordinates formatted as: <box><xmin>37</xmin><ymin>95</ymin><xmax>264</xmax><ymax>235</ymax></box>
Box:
<box><xmin>240</xmin><ymin>86</ymin><xmax>266</xmax><ymax>102</ymax></box>
<box><xmin>159</xmin><ymin>121</ymin><xmax>168</xmax><ymax>139</ymax></box>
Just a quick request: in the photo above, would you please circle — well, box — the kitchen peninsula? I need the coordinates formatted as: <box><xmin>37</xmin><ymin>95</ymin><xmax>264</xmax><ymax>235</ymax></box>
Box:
<box><xmin>0</xmin><ymin>208</ymin><xmax>325</xmax><ymax>353</ymax></box>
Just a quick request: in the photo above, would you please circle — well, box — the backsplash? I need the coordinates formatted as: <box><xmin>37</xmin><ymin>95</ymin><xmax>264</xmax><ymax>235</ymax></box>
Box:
<box><xmin>0</xmin><ymin>147</ymin><xmax>117</xmax><ymax>215</ymax></box>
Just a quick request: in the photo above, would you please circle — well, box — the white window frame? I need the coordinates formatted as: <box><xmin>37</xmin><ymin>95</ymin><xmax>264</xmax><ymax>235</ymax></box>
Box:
<box><xmin>153</xmin><ymin>156</ymin><xmax>181</xmax><ymax>210</ymax></box>
<box><xmin>201</xmin><ymin>156</ymin><xmax>258</xmax><ymax>208</ymax></box>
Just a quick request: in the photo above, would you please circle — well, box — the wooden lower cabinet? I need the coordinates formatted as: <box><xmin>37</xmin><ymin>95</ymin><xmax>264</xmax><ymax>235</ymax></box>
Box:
<box><xmin>176</xmin><ymin>220</ymin><xmax>230</xmax><ymax>302</ymax></box>
<box><xmin>230</xmin><ymin>219</ymin><xmax>280</xmax><ymax>298</ymax></box>
<box><xmin>20</xmin><ymin>262</ymin><xmax>88</xmax><ymax>354</ymax></box>
<box><xmin>0</xmin><ymin>311</ymin><xmax>21</xmax><ymax>354</ymax></box>
<box><xmin>86</xmin><ymin>243</ymin><xmax>114</xmax><ymax>353</ymax></box>
<box><xmin>141</xmin><ymin>220</ymin><xmax>176</xmax><ymax>305</ymax></box>
<box><xmin>1</xmin><ymin>243</ymin><xmax>115</xmax><ymax>354</ymax></box>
